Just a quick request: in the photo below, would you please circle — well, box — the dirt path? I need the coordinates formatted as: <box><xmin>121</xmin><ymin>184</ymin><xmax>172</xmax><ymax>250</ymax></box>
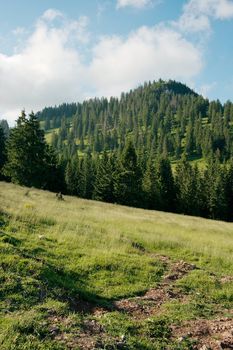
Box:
<box><xmin>47</xmin><ymin>255</ymin><xmax>233</xmax><ymax>349</ymax></box>
<box><xmin>114</xmin><ymin>256</ymin><xmax>197</xmax><ymax>319</ymax></box>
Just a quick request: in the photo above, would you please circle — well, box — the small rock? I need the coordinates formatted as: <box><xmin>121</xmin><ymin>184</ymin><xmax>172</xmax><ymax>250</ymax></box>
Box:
<box><xmin>178</xmin><ymin>336</ymin><xmax>186</xmax><ymax>342</ymax></box>
<box><xmin>199</xmin><ymin>345</ymin><xmax>209</xmax><ymax>350</ymax></box>
<box><xmin>50</xmin><ymin>326</ymin><xmax>59</xmax><ymax>335</ymax></box>
<box><xmin>120</xmin><ymin>334</ymin><xmax>126</xmax><ymax>341</ymax></box>
<box><xmin>220</xmin><ymin>338</ymin><xmax>233</xmax><ymax>349</ymax></box>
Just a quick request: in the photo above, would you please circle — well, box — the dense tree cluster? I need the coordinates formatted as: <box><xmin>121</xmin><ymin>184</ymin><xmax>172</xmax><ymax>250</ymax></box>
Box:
<box><xmin>1</xmin><ymin>80</ymin><xmax>233</xmax><ymax>222</ymax></box>
<box><xmin>63</xmin><ymin>143</ymin><xmax>233</xmax><ymax>221</ymax></box>
<box><xmin>37</xmin><ymin>80</ymin><xmax>233</xmax><ymax>162</ymax></box>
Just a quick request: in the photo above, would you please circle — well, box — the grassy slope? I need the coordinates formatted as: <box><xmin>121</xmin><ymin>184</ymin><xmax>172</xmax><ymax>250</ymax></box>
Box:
<box><xmin>0</xmin><ymin>182</ymin><xmax>232</xmax><ymax>349</ymax></box>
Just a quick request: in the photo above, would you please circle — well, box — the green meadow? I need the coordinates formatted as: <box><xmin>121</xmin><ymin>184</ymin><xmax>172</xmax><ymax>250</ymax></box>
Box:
<box><xmin>0</xmin><ymin>181</ymin><xmax>232</xmax><ymax>349</ymax></box>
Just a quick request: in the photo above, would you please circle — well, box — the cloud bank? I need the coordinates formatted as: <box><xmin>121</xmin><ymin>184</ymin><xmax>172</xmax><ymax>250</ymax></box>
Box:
<box><xmin>90</xmin><ymin>26</ymin><xmax>202</xmax><ymax>97</ymax></box>
<box><xmin>0</xmin><ymin>6</ymin><xmax>205</xmax><ymax>124</ymax></box>
<box><xmin>177</xmin><ymin>0</ymin><xmax>233</xmax><ymax>33</ymax></box>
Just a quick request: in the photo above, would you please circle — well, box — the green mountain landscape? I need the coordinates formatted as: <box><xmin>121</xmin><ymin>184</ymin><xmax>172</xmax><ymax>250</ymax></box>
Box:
<box><xmin>1</xmin><ymin>80</ymin><xmax>233</xmax><ymax>349</ymax></box>
<box><xmin>2</xmin><ymin>0</ymin><xmax>233</xmax><ymax>346</ymax></box>
<box><xmin>17</xmin><ymin>80</ymin><xmax>233</xmax><ymax>221</ymax></box>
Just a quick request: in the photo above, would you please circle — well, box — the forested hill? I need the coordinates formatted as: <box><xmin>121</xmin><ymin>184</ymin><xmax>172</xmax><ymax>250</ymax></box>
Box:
<box><xmin>2</xmin><ymin>80</ymin><xmax>233</xmax><ymax>222</ymax></box>
<box><xmin>36</xmin><ymin>79</ymin><xmax>233</xmax><ymax>161</ymax></box>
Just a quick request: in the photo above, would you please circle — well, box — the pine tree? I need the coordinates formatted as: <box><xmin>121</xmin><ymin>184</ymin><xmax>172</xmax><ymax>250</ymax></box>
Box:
<box><xmin>185</xmin><ymin>121</ymin><xmax>195</xmax><ymax>155</ymax></box>
<box><xmin>3</xmin><ymin>111</ymin><xmax>62</xmax><ymax>190</ymax></box>
<box><xmin>82</xmin><ymin>150</ymin><xmax>95</xmax><ymax>199</ymax></box>
<box><xmin>0</xmin><ymin>125</ymin><xmax>6</xmax><ymax>179</ymax></box>
<box><xmin>0</xmin><ymin>120</ymin><xmax>10</xmax><ymax>138</ymax></box>
<box><xmin>175</xmin><ymin>157</ymin><xmax>203</xmax><ymax>216</ymax></box>
<box><xmin>65</xmin><ymin>160</ymin><xmax>76</xmax><ymax>195</ymax></box>
<box><xmin>156</xmin><ymin>157</ymin><xmax>176</xmax><ymax>212</ymax></box>
<box><xmin>175</xmin><ymin>130</ymin><xmax>182</xmax><ymax>159</ymax></box>
<box><xmin>93</xmin><ymin>151</ymin><xmax>114</xmax><ymax>202</ymax></box>
<box><xmin>225</xmin><ymin>159</ymin><xmax>233</xmax><ymax>221</ymax></box>
<box><xmin>142</xmin><ymin>156</ymin><xmax>158</xmax><ymax>209</ymax></box>
<box><xmin>203</xmin><ymin>157</ymin><xmax>227</xmax><ymax>220</ymax></box>
<box><xmin>44</xmin><ymin>145</ymin><xmax>65</xmax><ymax>192</ymax></box>
<box><xmin>114</xmin><ymin>140</ymin><xmax>142</xmax><ymax>207</ymax></box>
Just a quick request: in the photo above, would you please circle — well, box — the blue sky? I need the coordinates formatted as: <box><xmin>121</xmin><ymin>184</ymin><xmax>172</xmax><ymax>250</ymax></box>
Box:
<box><xmin>0</xmin><ymin>0</ymin><xmax>233</xmax><ymax>124</ymax></box>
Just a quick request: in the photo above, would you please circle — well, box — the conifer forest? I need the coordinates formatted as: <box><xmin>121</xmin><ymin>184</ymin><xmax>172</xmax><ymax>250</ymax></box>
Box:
<box><xmin>1</xmin><ymin>80</ymin><xmax>233</xmax><ymax>221</ymax></box>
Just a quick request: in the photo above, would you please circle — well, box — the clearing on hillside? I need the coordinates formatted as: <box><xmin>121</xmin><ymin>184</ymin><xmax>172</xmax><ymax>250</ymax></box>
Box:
<box><xmin>0</xmin><ymin>181</ymin><xmax>232</xmax><ymax>349</ymax></box>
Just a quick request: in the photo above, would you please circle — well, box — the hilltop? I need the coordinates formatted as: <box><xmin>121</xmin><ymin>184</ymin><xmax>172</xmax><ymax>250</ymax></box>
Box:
<box><xmin>0</xmin><ymin>181</ymin><xmax>233</xmax><ymax>349</ymax></box>
<box><xmin>36</xmin><ymin>79</ymin><xmax>233</xmax><ymax>165</ymax></box>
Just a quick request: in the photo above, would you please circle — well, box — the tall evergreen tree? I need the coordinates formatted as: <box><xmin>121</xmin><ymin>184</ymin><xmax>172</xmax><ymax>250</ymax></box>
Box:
<box><xmin>82</xmin><ymin>150</ymin><xmax>95</xmax><ymax>199</ymax></box>
<box><xmin>0</xmin><ymin>120</ymin><xmax>10</xmax><ymax>138</ymax></box>
<box><xmin>203</xmin><ymin>157</ymin><xmax>227</xmax><ymax>220</ymax></box>
<box><xmin>142</xmin><ymin>156</ymin><xmax>158</xmax><ymax>209</ymax></box>
<box><xmin>93</xmin><ymin>151</ymin><xmax>114</xmax><ymax>202</ymax></box>
<box><xmin>225</xmin><ymin>159</ymin><xmax>233</xmax><ymax>221</ymax></box>
<box><xmin>114</xmin><ymin>140</ymin><xmax>142</xmax><ymax>207</ymax></box>
<box><xmin>3</xmin><ymin>111</ymin><xmax>62</xmax><ymax>190</ymax></box>
<box><xmin>175</xmin><ymin>157</ymin><xmax>203</xmax><ymax>216</ymax></box>
<box><xmin>65</xmin><ymin>156</ymin><xmax>80</xmax><ymax>195</ymax></box>
<box><xmin>0</xmin><ymin>125</ymin><xmax>6</xmax><ymax>179</ymax></box>
<box><xmin>155</xmin><ymin>157</ymin><xmax>176</xmax><ymax>212</ymax></box>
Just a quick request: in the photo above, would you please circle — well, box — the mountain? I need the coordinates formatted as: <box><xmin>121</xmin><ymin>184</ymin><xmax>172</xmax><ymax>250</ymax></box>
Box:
<box><xmin>2</xmin><ymin>80</ymin><xmax>233</xmax><ymax>222</ymax></box>
<box><xmin>36</xmin><ymin>80</ymin><xmax>233</xmax><ymax>162</ymax></box>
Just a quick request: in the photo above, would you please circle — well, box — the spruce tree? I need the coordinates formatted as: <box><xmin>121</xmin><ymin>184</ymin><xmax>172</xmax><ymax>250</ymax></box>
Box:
<box><xmin>175</xmin><ymin>157</ymin><xmax>202</xmax><ymax>216</ymax></box>
<box><xmin>44</xmin><ymin>145</ymin><xmax>65</xmax><ymax>192</ymax></box>
<box><xmin>65</xmin><ymin>160</ymin><xmax>77</xmax><ymax>195</ymax></box>
<box><xmin>114</xmin><ymin>140</ymin><xmax>142</xmax><ymax>207</ymax></box>
<box><xmin>82</xmin><ymin>150</ymin><xmax>95</xmax><ymax>199</ymax></box>
<box><xmin>225</xmin><ymin>159</ymin><xmax>233</xmax><ymax>221</ymax></box>
<box><xmin>3</xmin><ymin>111</ymin><xmax>62</xmax><ymax>190</ymax></box>
<box><xmin>142</xmin><ymin>156</ymin><xmax>158</xmax><ymax>209</ymax></box>
<box><xmin>93</xmin><ymin>151</ymin><xmax>114</xmax><ymax>202</ymax></box>
<box><xmin>0</xmin><ymin>125</ymin><xmax>6</xmax><ymax>179</ymax></box>
<box><xmin>156</xmin><ymin>157</ymin><xmax>176</xmax><ymax>212</ymax></box>
<box><xmin>203</xmin><ymin>157</ymin><xmax>227</xmax><ymax>220</ymax></box>
<box><xmin>0</xmin><ymin>120</ymin><xmax>10</xmax><ymax>138</ymax></box>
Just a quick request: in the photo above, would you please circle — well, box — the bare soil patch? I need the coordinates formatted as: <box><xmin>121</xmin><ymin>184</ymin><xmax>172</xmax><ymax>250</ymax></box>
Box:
<box><xmin>115</xmin><ymin>258</ymin><xmax>196</xmax><ymax>319</ymax></box>
<box><xmin>172</xmin><ymin>317</ymin><xmax>233</xmax><ymax>349</ymax></box>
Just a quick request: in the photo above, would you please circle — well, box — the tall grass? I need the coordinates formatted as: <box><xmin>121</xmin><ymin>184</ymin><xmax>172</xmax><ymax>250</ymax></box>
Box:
<box><xmin>0</xmin><ymin>181</ymin><xmax>233</xmax><ymax>349</ymax></box>
<box><xmin>1</xmin><ymin>181</ymin><xmax>233</xmax><ymax>275</ymax></box>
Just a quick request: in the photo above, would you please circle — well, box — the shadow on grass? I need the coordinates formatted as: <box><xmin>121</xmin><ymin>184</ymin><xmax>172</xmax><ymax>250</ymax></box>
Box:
<box><xmin>0</xmin><ymin>232</ymin><xmax>115</xmax><ymax>314</ymax></box>
<box><xmin>40</xmin><ymin>261</ymin><xmax>116</xmax><ymax>314</ymax></box>
<box><xmin>0</xmin><ymin>231</ymin><xmax>22</xmax><ymax>246</ymax></box>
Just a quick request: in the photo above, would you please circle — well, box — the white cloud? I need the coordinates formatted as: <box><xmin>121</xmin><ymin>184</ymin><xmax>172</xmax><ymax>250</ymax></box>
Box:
<box><xmin>89</xmin><ymin>26</ymin><xmax>202</xmax><ymax>97</ymax></box>
<box><xmin>41</xmin><ymin>9</ymin><xmax>63</xmax><ymax>22</ymax></box>
<box><xmin>0</xmin><ymin>9</ymin><xmax>203</xmax><ymax>124</ymax></box>
<box><xmin>177</xmin><ymin>0</ymin><xmax>233</xmax><ymax>33</ymax></box>
<box><xmin>116</xmin><ymin>0</ymin><xmax>152</xmax><ymax>9</ymax></box>
<box><xmin>0</xmin><ymin>11</ymin><xmax>89</xmax><ymax>124</ymax></box>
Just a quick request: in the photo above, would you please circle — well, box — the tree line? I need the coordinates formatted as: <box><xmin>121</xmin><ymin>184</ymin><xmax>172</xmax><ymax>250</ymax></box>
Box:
<box><xmin>64</xmin><ymin>142</ymin><xmax>233</xmax><ymax>221</ymax></box>
<box><xmin>1</xmin><ymin>111</ymin><xmax>233</xmax><ymax>222</ymax></box>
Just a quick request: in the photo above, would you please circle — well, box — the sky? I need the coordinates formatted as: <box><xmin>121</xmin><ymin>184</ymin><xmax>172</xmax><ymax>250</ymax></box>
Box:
<box><xmin>0</xmin><ymin>0</ymin><xmax>233</xmax><ymax>125</ymax></box>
